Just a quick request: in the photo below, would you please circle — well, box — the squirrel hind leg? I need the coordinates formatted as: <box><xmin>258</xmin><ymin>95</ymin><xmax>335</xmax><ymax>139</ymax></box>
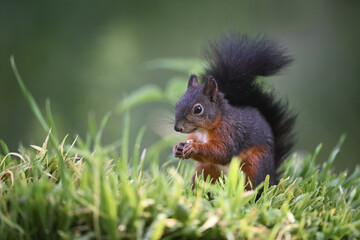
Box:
<box><xmin>191</xmin><ymin>163</ymin><xmax>226</xmax><ymax>188</ymax></box>
<box><xmin>238</xmin><ymin>146</ymin><xmax>277</xmax><ymax>189</ymax></box>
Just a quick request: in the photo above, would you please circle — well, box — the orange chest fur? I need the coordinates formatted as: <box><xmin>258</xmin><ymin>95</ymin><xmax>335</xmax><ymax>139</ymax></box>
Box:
<box><xmin>188</xmin><ymin>129</ymin><xmax>266</xmax><ymax>188</ymax></box>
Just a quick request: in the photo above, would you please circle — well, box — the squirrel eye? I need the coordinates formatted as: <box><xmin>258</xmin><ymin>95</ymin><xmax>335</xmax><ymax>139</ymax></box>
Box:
<box><xmin>193</xmin><ymin>104</ymin><xmax>203</xmax><ymax>114</ymax></box>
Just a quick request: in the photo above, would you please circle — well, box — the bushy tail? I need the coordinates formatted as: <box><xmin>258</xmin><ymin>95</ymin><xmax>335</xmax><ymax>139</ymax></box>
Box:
<box><xmin>203</xmin><ymin>33</ymin><xmax>296</xmax><ymax>168</ymax></box>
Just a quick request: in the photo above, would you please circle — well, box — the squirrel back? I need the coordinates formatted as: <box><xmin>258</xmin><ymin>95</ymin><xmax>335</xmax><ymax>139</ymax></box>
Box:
<box><xmin>202</xmin><ymin>34</ymin><xmax>296</xmax><ymax>169</ymax></box>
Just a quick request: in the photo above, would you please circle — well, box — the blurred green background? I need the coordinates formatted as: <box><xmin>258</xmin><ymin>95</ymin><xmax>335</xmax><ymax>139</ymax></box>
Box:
<box><xmin>0</xmin><ymin>1</ymin><xmax>359</xmax><ymax>171</ymax></box>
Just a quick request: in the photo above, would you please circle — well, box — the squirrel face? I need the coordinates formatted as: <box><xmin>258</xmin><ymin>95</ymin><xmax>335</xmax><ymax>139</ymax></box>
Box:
<box><xmin>174</xmin><ymin>74</ymin><xmax>221</xmax><ymax>133</ymax></box>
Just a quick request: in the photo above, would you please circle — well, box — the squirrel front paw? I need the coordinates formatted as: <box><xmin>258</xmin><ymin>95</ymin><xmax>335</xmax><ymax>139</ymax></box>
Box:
<box><xmin>183</xmin><ymin>141</ymin><xmax>196</xmax><ymax>159</ymax></box>
<box><xmin>173</xmin><ymin>142</ymin><xmax>185</xmax><ymax>159</ymax></box>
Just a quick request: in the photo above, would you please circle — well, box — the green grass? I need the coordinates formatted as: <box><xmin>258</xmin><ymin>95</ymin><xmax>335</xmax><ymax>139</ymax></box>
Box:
<box><xmin>0</xmin><ymin>58</ymin><xmax>359</xmax><ymax>239</ymax></box>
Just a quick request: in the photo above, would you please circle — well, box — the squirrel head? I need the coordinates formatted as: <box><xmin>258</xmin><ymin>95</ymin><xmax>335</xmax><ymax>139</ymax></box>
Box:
<box><xmin>174</xmin><ymin>74</ymin><xmax>222</xmax><ymax>133</ymax></box>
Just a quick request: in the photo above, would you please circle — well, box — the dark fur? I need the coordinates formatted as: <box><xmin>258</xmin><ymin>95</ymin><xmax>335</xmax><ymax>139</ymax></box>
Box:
<box><xmin>174</xmin><ymin>75</ymin><xmax>278</xmax><ymax>186</ymax></box>
<box><xmin>174</xmin><ymin>34</ymin><xmax>296</xmax><ymax>188</ymax></box>
<box><xmin>202</xmin><ymin>34</ymin><xmax>296</xmax><ymax>169</ymax></box>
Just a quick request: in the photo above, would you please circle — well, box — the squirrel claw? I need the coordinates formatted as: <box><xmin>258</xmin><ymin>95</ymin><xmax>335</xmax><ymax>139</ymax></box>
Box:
<box><xmin>175</xmin><ymin>150</ymin><xmax>184</xmax><ymax>159</ymax></box>
<box><xmin>182</xmin><ymin>142</ymin><xmax>194</xmax><ymax>159</ymax></box>
<box><xmin>173</xmin><ymin>142</ymin><xmax>186</xmax><ymax>159</ymax></box>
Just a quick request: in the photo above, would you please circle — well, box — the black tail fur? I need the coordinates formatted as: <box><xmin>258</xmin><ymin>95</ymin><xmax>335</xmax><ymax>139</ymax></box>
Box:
<box><xmin>202</xmin><ymin>33</ymin><xmax>296</xmax><ymax>168</ymax></box>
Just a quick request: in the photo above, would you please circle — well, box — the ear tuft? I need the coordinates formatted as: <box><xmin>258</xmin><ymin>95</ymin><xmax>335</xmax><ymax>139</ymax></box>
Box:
<box><xmin>203</xmin><ymin>75</ymin><xmax>218</xmax><ymax>102</ymax></box>
<box><xmin>188</xmin><ymin>74</ymin><xmax>199</xmax><ymax>89</ymax></box>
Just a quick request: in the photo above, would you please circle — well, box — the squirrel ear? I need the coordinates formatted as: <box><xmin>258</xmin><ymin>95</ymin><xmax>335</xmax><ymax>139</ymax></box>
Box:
<box><xmin>188</xmin><ymin>74</ymin><xmax>199</xmax><ymax>89</ymax></box>
<box><xmin>203</xmin><ymin>76</ymin><xmax>218</xmax><ymax>102</ymax></box>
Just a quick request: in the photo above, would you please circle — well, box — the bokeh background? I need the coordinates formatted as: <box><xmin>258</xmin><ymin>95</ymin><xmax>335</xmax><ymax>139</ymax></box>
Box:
<box><xmin>1</xmin><ymin>1</ymin><xmax>359</xmax><ymax>171</ymax></box>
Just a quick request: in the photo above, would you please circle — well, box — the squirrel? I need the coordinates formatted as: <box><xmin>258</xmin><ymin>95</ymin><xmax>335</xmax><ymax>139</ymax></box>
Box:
<box><xmin>173</xmin><ymin>34</ymin><xmax>296</xmax><ymax>190</ymax></box>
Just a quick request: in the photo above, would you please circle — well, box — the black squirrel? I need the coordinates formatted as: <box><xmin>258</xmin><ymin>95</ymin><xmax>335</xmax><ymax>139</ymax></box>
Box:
<box><xmin>173</xmin><ymin>34</ymin><xmax>296</xmax><ymax>189</ymax></box>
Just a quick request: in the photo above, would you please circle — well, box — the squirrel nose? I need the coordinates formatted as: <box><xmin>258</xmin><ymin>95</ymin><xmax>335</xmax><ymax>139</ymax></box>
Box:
<box><xmin>174</xmin><ymin>124</ymin><xmax>183</xmax><ymax>132</ymax></box>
